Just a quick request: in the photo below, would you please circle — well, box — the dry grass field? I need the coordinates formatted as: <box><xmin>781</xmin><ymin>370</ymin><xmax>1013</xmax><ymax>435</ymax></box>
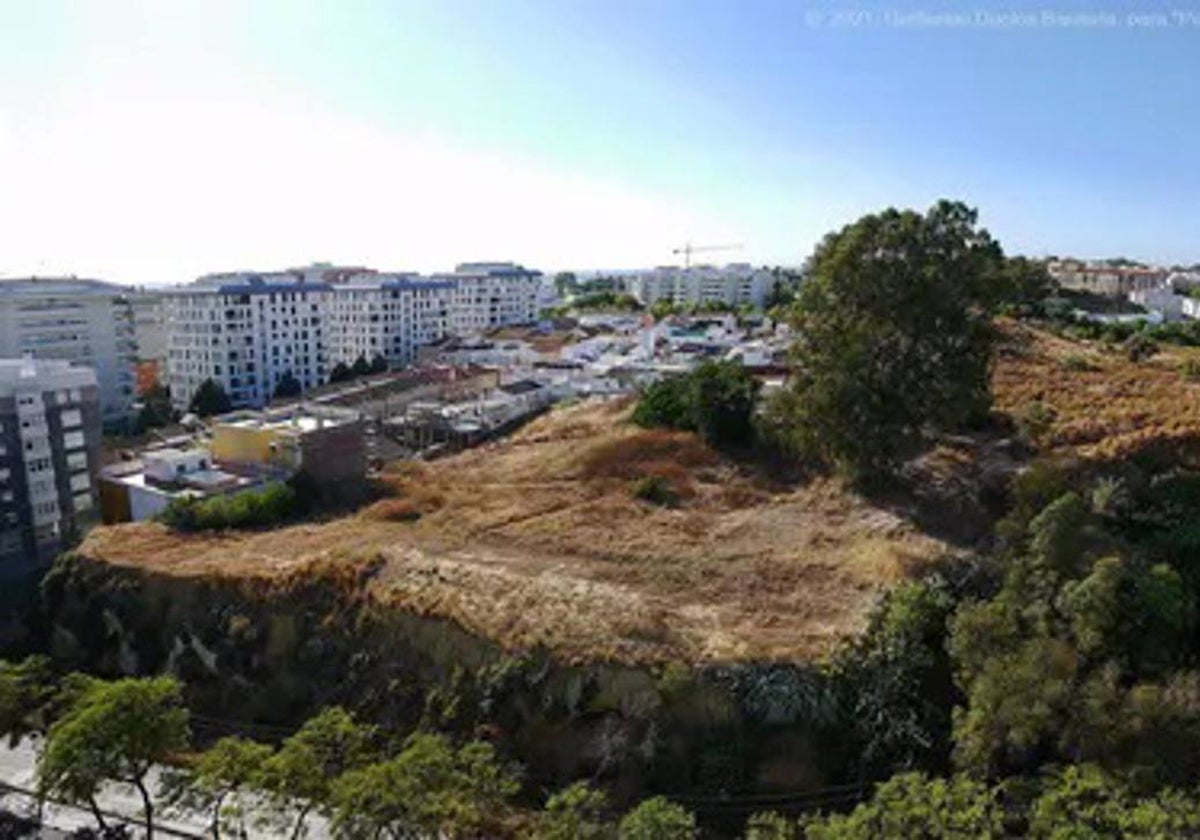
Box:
<box><xmin>992</xmin><ymin>320</ymin><xmax>1200</xmax><ymax>464</ymax></box>
<box><xmin>82</xmin><ymin>397</ymin><xmax>950</xmax><ymax>665</ymax></box>
<box><xmin>80</xmin><ymin>323</ymin><xmax>1200</xmax><ymax>666</ymax></box>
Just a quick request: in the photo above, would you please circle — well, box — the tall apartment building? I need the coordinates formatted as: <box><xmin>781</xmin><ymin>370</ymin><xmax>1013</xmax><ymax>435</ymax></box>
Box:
<box><xmin>0</xmin><ymin>278</ymin><xmax>137</xmax><ymax>426</ymax></box>
<box><xmin>324</xmin><ymin>273</ymin><xmax>454</xmax><ymax>368</ymax></box>
<box><xmin>165</xmin><ymin>272</ymin><xmax>332</xmax><ymax>412</ymax></box>
<box><xmin>0</xmin><ymin>359</ymin><xmax>102</xmax><ymax>577</ymax></box>
<box><xmin>437</xmin><ymin>262</ymin><xmax>542</xmax><ymax>335</ymax></box>
<box><xmin>624</xmin><ymin>264</ymin><xmax>777</xmax><ymax>308</ymax></box>
<box><xmin>166</xmin><ymin>263</ymin><xmax>541</xmax><ymax>411</ymax></box>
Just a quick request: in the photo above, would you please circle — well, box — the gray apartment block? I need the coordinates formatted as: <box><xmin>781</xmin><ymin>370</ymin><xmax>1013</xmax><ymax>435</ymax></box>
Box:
<box><xmin>0</xmin><ymin>359</ymin><xmax>102</xmax><ymax>578</ymax></box>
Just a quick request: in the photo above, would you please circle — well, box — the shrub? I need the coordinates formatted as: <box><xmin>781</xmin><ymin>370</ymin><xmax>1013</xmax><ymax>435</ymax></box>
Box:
<box><xmin>1014</xmin><ymin>401</ymin><xmax>1057</xmax><ymax>449</ymax></box>
<box><xmin>160</xmin><ymin>482</ymin><xmax>296</xmax><ymax>532</ymax></box>
<box><xmin>632</xmin><ymin>475</ymin><xmax>678</xmax><ymax>507</ymax></box>
<box><xmin>633</xmin><ymin>360</ymin><xmax>760</xmax><ymax>449</ymax></box>
<box><xmin>1124</xmin><ymin>332</ymin><xmax>1158</xmax><ymax>363</ymax></box>
<box><xmin>1061</xmin><ymin>354</ymin><xmax>1096</xmax><ymax>372</ymax></box>
<box><xmin>366</xmin><ymin>498</ymin><xmax>423</xmax><ymax>522</ymax></box>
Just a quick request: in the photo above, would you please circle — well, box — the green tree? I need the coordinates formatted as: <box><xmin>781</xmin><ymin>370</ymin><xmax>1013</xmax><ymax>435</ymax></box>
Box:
<box><xmin>801</xmin><ymin>772</ymin><xmax>1003</xmax><ymax>839</ymax></box>
<box><xmin>351</xmin><ymin>355</ymin><xmax>371</xmax><ymax>377</ymax></box>
<box><xmin>189</xmin><ymin>378</ymin><xmax>232</xmax><ymax>417</ymax></box>
<box><xmin>329</xmin><ymin>733</ymin><xmax>520</xmax><ymax>839</ymax></box>
<box><xmin>745</xmin><ymin>810</ymin><xmax>797</xmax><ymax>839</ymax></box>
<box><xmin>632</xmin><ymin>360</ymin><xmax>760</xmax><ymax>449</ymax></box>
<box><xmin>260</xmin><ymin>707</ymin><xmax>379</xmax><ymax>840</ymax></box>
<box><xmin>37</xmin><ymin>676</ymin><xmax>190</xmax><ymax>839</ymax></box>
<box><xmin>770</xmin><ymin>200</ymin><xmax>1003</xmax><ymax>480</ymax></box>
<box><xmin>274</xmin><ymin>371</ymin><xmax>302</xmax><ymax>399</ymax></box>
<box><xmin>691</xmin><ymin>359</ymin><xmax>760</xmax><ymax>448</ymax></box>
<box><xmin>618</xmin><ymin>796</ymin><xmax>695</xmax><ymax>839</ymax></box>
<box><xmin>164</xmin><ymin>736</ymin><xmax>273</xmax><ymax>840</ymax></box>
<box><xmin>369</xmin><ymin>354</ymin><xmax>389</xmax><ymax>374</ymax></box>
<box><xmin>534</xmin><ymin>781</ymin><xmax>613</xmax><ymax>839</ymax></box>
<box><xmin>0</xmin><ymin>656</ymin><xmax>55</xmax><ymax>745</ymax></box>
<box><xmin>632</xmin><ymin>375</ymin><xmax>694</xmax><ymax>431</ymax></box>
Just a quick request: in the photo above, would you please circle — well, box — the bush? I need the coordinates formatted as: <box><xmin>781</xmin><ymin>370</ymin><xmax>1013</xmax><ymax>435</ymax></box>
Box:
<box><xmin>160</xmin><ymin>482</ymin><xmax>296</xmax><ymax>532</ymax></box>
<box><xmin>631</xmin><ymin>475</ymin><xmax>678</xmax><ymax>507</ymax></box>
<box><xmin>632</xmin><ymin>360</ymin><xmax>760</xmax><ymax>449</ymax></box>
<box><xmin>1124</xmin><ymin>332</ymin><xmax>1158</xmax><ymax>363</ymax></box>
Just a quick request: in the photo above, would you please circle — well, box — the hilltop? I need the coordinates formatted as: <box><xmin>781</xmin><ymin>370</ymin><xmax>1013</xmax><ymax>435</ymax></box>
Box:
<box><xmin>75</xmin><ymin>322</ymin><xmax>1200</xmax><ymax>666</ymax></box>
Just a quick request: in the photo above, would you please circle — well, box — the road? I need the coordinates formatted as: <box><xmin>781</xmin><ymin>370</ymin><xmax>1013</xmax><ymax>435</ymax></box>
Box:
<box><xmin>0</xmin><ymin>740</ymin><xmax>331</xmax><ymax>839</ymax></box>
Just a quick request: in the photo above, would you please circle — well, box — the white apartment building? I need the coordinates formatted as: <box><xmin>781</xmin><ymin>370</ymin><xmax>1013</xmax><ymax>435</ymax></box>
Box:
<box><xmin>437</xmin><ymin>263</ymin><xmax>542</xmax><ymax>335</ymax></box>
<box><xmin>0</xmin><ymin>358</ymin><xmax>102</xmax><ymax>577</ymax></box>
<box><xmin>624</xmin><ymin>264</ymin><xmax>777</xmax><ymax>308</ymax></box>
<box><xmin>1047</xmin><ymin>261</ymin><xmax>1168</xmax><ymax>296</ymax></box>
<box><xmin>165</xmin><ymin>272</ymin><xmax>332</xmax><ymax>412</ymax></box>
<box><xmin>324</xmin><ymin>274</ymin><xmax>454</xmax><ymax>368</ymax></box>
<box><xmin>0</xmin><ymin>278</ymin><xmax>137</xmax><ymax>426</ymax></box>
<box><xmin>166</xmin><ymin>263</ymin><xmax>542</xmax><ymax>411</ymax></box>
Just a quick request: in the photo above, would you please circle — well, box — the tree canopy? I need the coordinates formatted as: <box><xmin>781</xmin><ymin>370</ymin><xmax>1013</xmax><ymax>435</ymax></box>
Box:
<box><xmin>769</xmin><ymin>200</ymin><xmax>1003</xmax><ymax>480</ymax></box>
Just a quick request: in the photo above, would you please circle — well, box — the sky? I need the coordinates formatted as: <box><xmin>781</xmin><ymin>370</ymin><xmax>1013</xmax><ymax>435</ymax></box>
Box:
<box><xmin>1</xmin><ymin>0</ymin><xmax>1199</xmax><ymax>286</ymax></box>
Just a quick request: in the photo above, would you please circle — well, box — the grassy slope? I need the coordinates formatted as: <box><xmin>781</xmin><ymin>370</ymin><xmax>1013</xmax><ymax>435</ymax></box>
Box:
<box><xmin>80</xmin><ymin>323</ymin><xmax>1200</xmax><ymax>666</ymax></box>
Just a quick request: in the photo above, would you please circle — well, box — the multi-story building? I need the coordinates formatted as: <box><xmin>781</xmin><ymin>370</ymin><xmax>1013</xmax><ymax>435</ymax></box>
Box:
<box><xmin>324</xmin><ymin>274</ymin><xmax>454</xmax><ymax>368</ymax></box>
<box><xmin>165</xmin><ymin>272</ymin><xmax>332</xmax><ymax>413</ymax></box>
<box><xmin>437</xmin><ymin>262</ymin><xmax>542</xmax><ymax>336</ymax></box>
<box><xmin>0</xmin><ymin>358</ymin><xmax>101</xmax><ymax>577</ymax></box>
<box><xmin>166</xmin><ymin>262</ymin><xmax>540</xmax><ymax>411</ymax></box>
<box><xmin>624</xmin><ymin>263</ymin><xmax>777</xmax><ymax>308</ymax></box>
<box><xmin>1047</xmin><ymin>260</ymin><xmax>1168</xmax><ymax>296</ymax></box>
<box><xmin>0</xmin><ymin>278</ymin><xmax>137</xmax><ymax>426</ymax></box>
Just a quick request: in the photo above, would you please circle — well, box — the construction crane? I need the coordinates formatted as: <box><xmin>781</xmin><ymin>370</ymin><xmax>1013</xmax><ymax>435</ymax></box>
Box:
<box><xmin>672</xmin><ymin>242</ymin><xmax>743</xmax><ymax>269</ymax></box>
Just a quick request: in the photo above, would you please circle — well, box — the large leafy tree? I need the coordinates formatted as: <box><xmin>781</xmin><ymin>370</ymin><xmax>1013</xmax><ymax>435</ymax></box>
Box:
<box><xmin>37</xmin><ymin>676</ymin><xmax>190</xmax><ymax>839</ymax></box>
<box><xmin>329</xmin><ymin>733</ymin><xmax>520</xmax><ymax>839</ymax></box>
<box><xmin>770</xmin><ymin>200</ymin><xmax>1003</xmax><ymax>479</ymax></box>
<box><xmin>259</xmin><ymin>706</ymin><xmax>378</xmax><ymax>840</ymax></box>
<box><xmin>164</xmin><ymin>735</ymin><xmax>273</xmax><ymax>840</ymax></box>
<box><xmin>633</xmin><ymin>360</ymin><xmax>761</xmax><ymax>449</ymax></box>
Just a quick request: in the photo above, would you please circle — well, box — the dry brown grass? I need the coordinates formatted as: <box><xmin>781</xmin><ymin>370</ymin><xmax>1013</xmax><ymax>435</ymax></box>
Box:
<box><xmin>80</xmin><ymin>397</ymin><xmax>954</xmax><ymax>665</ymax></box>
<box><xmin>993</xmin><ymin>320</ymin><xmax>1200</xmax><ymax>465</ymax></box>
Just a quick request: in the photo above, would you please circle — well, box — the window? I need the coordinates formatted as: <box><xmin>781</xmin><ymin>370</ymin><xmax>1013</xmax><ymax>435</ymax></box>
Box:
<box><xmin>73</xmin><ymin>493</ymin><xmax>92</xmax><ymax>513</ymax></box>
<box><xmin>63</xmin><ymin>430</ymin><xmax>85</xmax><ymax>450</ymax></box>
<box><xmin>70</xmin><ymin>473</ymin><xmax>90</xmax><ymax>492</ymax></box>
<box><xmin>66</xmin><ymin>452</ymin><xmax>86</xmax><ymax>471</ymax></box>
<box><xmin>60</xmin><ymin>409</ymin><xmax>82</xmax><ymax>428</ymax></box>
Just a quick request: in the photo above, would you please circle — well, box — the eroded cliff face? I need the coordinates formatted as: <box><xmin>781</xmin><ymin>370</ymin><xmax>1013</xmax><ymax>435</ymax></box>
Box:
<box><xmin>39</xmin><ymin>552</ymin><xmax>845</xmax><ymax>807</ymax></box>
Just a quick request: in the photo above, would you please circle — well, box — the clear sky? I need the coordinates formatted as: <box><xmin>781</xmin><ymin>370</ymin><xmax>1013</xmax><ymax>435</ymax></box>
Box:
<box><xmin>1</xmin><ymin>0</ymin><xmax>1198</xmax><ymax>285</ymax></box>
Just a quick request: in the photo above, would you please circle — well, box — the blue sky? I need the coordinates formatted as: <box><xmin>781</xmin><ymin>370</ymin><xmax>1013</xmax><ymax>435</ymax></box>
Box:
<box><xmin>1</xmin><ymin>0</ymin><xmax>1198</xmax><ymax>285</ymax></box>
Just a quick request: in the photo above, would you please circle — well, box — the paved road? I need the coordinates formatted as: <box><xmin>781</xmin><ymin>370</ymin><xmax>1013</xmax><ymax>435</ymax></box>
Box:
<box><xmin>0</xmin><ymin>740</ymin><xmax>330</xmax><ymax>839</ymax></box>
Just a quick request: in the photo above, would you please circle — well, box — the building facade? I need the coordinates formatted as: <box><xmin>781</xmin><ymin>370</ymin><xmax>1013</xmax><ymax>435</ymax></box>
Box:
<box><xmin>165</xmin><ymin>272</ymin><xmax>333</xmax><ymax>412</ymax></box>
<box><xmin>0</xmin><ymin>278</ymin><xmax>137</xmax><ymax>426</ymax></box>
<box><xmin>438</xmin><ymin>263</ymin><xmax>542</xmax><ymax>336</ymax></box>
<box><xmin>166</xmin><ymin>263</ymin><xmax>540</xmax><ymax>411</ymax></box>
<box><xmin>0</xmin><ymin>359</ymin><xmax>102</xmax><ymax>577</ymax></box>
<box><xmin>324</xmin><ymin>274</ymin><xmax>454</xmax><ymax>369</ymax></box>
<box><xmin>624</xmin><ymin>264</ymin><xmax>777</xmax><ymax>308</ymax></box>
<box><xmin>1048</xmin><ymin>261</ymin><xmax>1168</xmax><ymax>296</ymax></box>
